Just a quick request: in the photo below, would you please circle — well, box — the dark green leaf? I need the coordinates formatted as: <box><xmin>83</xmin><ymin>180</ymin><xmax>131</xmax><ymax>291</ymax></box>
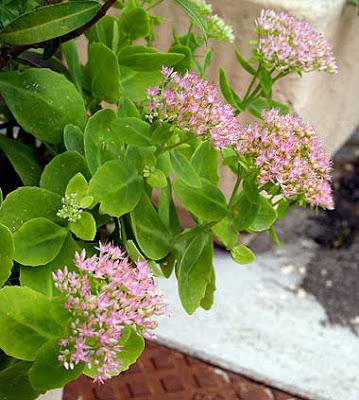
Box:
<box><xmin>169</xmin><ymin>44</ymin><xmax>192</xmax><ymax>73</ymax></box>
<box><xmin>268</xmin><ymin>225</ymin><xmax>281</xmax><ymax>246</ymax></box>
<box><xmin>0</xmin><ymin>69</ymin><xmax>87</xmax><ymax>144</ymax></box>
<box><xmin>219</xmin><ymin>67</ymin><xmax>242</xmax><ymax>110</ymax></box>
<box><xmin>0</xmin><ymin>187</ymin><xmax>64</xmax><ymax>233</ymax></box>
<box><xmin>120</xmin><ymin>7</ymin><xmax>150</xmax><ymax>40</ymax></box>
<box><xmin>112</xmin><ymin>117</ymin><xmax>152</xmax><ymax>147</ymax></box>
<box><xmin>230</xmin><ymin>244</ymin><xmax>255</xmax><ymax>264</ymax></box>
<box><xmin>233</xmin><ymin>194</ymin><xmax>259</xmax><ymax>231</ymax></box>
<box><xmin>84</xmin><ymin>109</ymin><xmax>123</xmax><ymax>175</ymax></box>
<box><xmin>0</xmin><ymin>286</ymin><xmax>65</xmax><ymax>360</ymax></box>
<box><xmin>87</xmin><ymin>42</ymin><xmax>120</xmax><ymax>104</ymax></box>
<box><xmin>258</xmin><ymin>69</ymin><xmax>272</xmax><ymax>102</ymax></box>
<box><xmin>249</xmin><ymin>196</ymin><xmax>277</xmax><ymax>232</ymax></box>
<box><xmin>63</xmin><ymin>124</ymin><xmax>84</xmax><ymax>155</ymax></box>
<box><xmin>88</xmin><ymin>158</ymin><xmax>143</xmax><ymax>217</ymax></box>
<box><xmin>151</xmin><ymin>123</ymin><xmax>174</xmax><ymax>145</ymax></box>
<box><xmin>40</xmin><ymin>151</ymin><xmax>90</xmax><ymax>195</ymax></box>
<box><xmin>158</xmin><ymin>183</ymin><xmax>181</xmax><ymax>234</ymax></box>
<box><xmin>170</xmin><ymin>148</ymin><xmax>201</xmax><ymax>188</ymax></box>
<box><xmin>243</xmin><ymin>175</ymin><xmax>260</xmax><ymax>204</ymax></box>
<box><xmin>235</xmin><ymin>48</ymin><xmax>256</xmax><ymax>75</ymax></box>
<box><xmin>178</xmin><ymin>234</ymin><xmax>213</xmax><ymax>314</ymax></box>
<box><xmin>61</xmin><ymin>40</ymin><xmax>82</xmax><ymax>94</ymax></box>
<box><xmin>173</xmin><ymin>178</ymin><xmax>227</xmax><ymax>221</ymax></box>
<box><xmin>0</xmin><ymin>1</ymin><xmax>101</xmax><ymax>45</ymax></box>
<box><xmin>0</xmin><ymin>361</ymin><xmax>41</xmax><ymax>400</ymax></box>
<box><xmin>43</xmin><ymin>37</ymin><xmax>60</xmax><ymax>60</ymax></box>
<box><xmin>0</xmin><ymin>135</ymin><xmax>42</xmax><ymax>186</ymax></box>
<box><xmin>29</xmin><ymin>339</ymin><xmax>84</xmax><ymax>391</ymax></box>
<box><xmin>130</xmin><ymin>193</ymin><xmax>171</xmax><ymax>260</ymax></box>
<box><xmin>190</xmin><ymin>140</ymin><xmax>219</xmax><ymax>184</ymax></box>
<box><xmin>212</xmin><ymin>216</ymin><xmax>237</xmax><ymax>249</ymax></box>
<box><xmin>200</xmin><ymin>266</ymin><xmax>215</xmax><ymax>310</ymax></box>
<box><xmin>0</xmin><ymin>223</ymin><xmax>14</xmax><ymax>287</ymax></box>
<box><xmin>13</xmin><ymin>217</ymin><xmax>67</xmax><ymax>266</ymax></box>
<box><xmin>117</xmin><ymin>96</ymin><xmax>141</xmax><ymax>119</ymax></box>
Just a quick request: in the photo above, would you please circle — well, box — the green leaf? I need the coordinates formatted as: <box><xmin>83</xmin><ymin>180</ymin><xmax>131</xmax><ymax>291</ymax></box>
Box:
<box><xmin>249</xmin><ymin>196</ymin><xmax>277</xmax><ymax>232</ymax></box>
<box><xmin>13</xmin><ymin>217</ymin><xmax>67</xmax><ymax>266</ymax></box>
<box><xmin>200</xmin><ymin>266</ymin><xmax>215</xmax><ymax>311</ymax></box>
<box><xmin>87</xmin><ymin>42</ymin><xmax>120</xmax><ymax>104</ymax></box>
<box><xmin>64</xmin><ymin>124</ymin><xmax>84</xmax><ymax>155</ymax></box>
<box><xmin>178</xmin><ymin>234</ymin><xmax>213</xmax><ymax>315</ymax></box>
<box><xmin>0</xmin><ymin>223</ymin><xmax>14</xmax><ymax>287</ymax></box>
<box><xmin>65</xmin><ymin>172</ymin><xmax>88</xmax><ymax>202</ymax></box>
<box><xmin>173</xmin><ymin>178</ymin><xmax>227</xmax><ymax>221</ymax></box>
<box><xmin>0</xmin><ymin>187</ymin><xmax>64</xmax><ymax>233</ymax></box>
<box><xmin>272</xmin><ymin>100</ymin><xmax>291</xmax><ymax>115</ymax></box>
<box><xmin>151</xmin><ymin>123</ymin><xmax>174</xmax><ymax>145</ymax></box>
<box><xmin>0</xmin><ymin>361</ymin><xmax>41</xmax><ymax>400</ymax></box>
<box><xmin>0</xmin><ymin>286</ymin><xmax>64</xmax><ymax>360</ymax></box>
<box><xmin>61</xmin><ymin>40</ymin><xmax>82</xmax><ymax>94</ymax></box>
<box><xmin>120</xmin><ymin>7</ymin><xmax>150</xmax><ymax>40</ymax></box>
<box><xmin>170</xmin><ymin>148</ymin><xmax>201</xmax><ymax>188</ymax></box>
<box><xmin>29</xmin><ymin>339</ymin><xmax>84</xmax><ymax>391</ymax></box>
<box><xmin>130</xmin><ymin>193</ymin><xmax>171</xmax><ymax>260</ymax></box>
<box><xmin>258</xmin><ymin>69</ymin><xmax>272</xmax><ymax>102</ymax></box>
<box><xmin>119</xmin><ymin>66</ymin><xmax>162</xmax><ymax>102</ymax></box>
<box><xmin>233</xmin><ymin>194</ymin><xmax>259</xmax><ymax>231</ymax></box>
<box><xmin>0</xmin><ymin>1</ymin><xmax>100</xmax><ymax>45</ymax></box>
<box><xmin>117</xmin><ymin>96</ymin><xmax>141</xmax><ymax>119</ymax></box>
<box><xmin>190</xmin><ymin>140</ymin><xmax>219</xmax><ymax>184</ymax></box>
<box><xmin>20</xmin><ymin>234</ymin><xmax>80</xmax><ymax>298</ymax></box>
<box><xmin>158</xmin><ymin>183</ymin><xmax>181</xmax><ymax>234</ymax></box>
<box><xmin>88</xmin><ymin>158</ymin><xmax>143</xmax><ymax>217</ymax></box>
<box><xmin>40</xmin><ymin>151</ymin><xmax>90</xmax><ymax>196</ymax></box>
<box><xmin>84</xmin><ymin>109</ymin><xmax>124</xmax><ymax>175</ymax></box>
<box><xmin>0</xmin><ymin>135</ymin><xmax>42</xmax><ymax>186</ymax></box>
<box><xmin>118</xmin><ymin>45</ymin><xmax>185</xmax><ymax>71</ymax></box>
<box><xmin>212</xmin><ymin>216</ymin><xmax>237</xmax><ymax>250</ymax></box>
<box><xmin>0</xmin><ymin>69</ymin><xmax>87</xmax><ymax>144</ymax></box>
<box><xmin>146</xmin><ymin>169</ymin><xmax>167</xmax><ymax>188</ymax></box>
<box><xmin>230</xmin><ymin>244</ymin><xmax>256</xmax><ymax>265</ymax></box>
<box><xmin>174</xmin><ymin>0</ymin><xmax>208</xmax><ymax>40</ymax></box>
<box><xmin>235</xmin><ymin>48</ymin><xmax>256</xmax><ymax>75</ymax></box>
<box><xmin>169</xmin><ymin>44</ymin><xmax>192</xmax><ymax>73</ymax></box>
<box><xmin>268</xmin><ymin>225</ymin><xmax>281</xmax><ymax>246</ymax></box>
<box><xmin>219</xmin><ymin>67</ymin><xmax>242</xmax><ymax>111</ymax></box>
<box><xmin>69</xmin><ymin>211</ymin><xmax>96</xmax><ymax>241</ymax></box>
<box><xmin>243</xmin><ymin>175</ymin><xmax>260</xmax><ymax>204</ymax></box>
<box><xmin>112</xmin><ymin>117</ymin><xmax>152</xmax><ymax>147</ymax></box>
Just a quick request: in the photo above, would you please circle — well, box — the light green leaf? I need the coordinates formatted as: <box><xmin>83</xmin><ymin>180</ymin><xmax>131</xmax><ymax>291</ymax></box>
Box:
<box><xmin>0</xmin><ymin>135</ymin><xmax>42</xmax><ymax>186</ymax></box>
<box><xmin>0</xmin><ymin>187</ymin><xmax>64</xmax><ymax>233</ymax></box>
<box><xmin>84</xmin><ymin>109</ymin><xmax>123</xmax><ymax>175</ymax></box>
<box><xmin>29</xmin><ymin>339</ymin><xmax>84</xmax><ymax>391</ymax></box>
<box><xmin>65</xmin><ymin>172</ymin><xmax>88</xmax><ymax>202</ymax></box>
<box><xmin>61</xmin><ymin>40</ymin><xmax>82</xmax><ymax>94</ymax></box>
<box><xmin>118</xmin><ymin>45</ymin><xmax>185</xmax><ymax>71</ymax></box>
<box><xmin>13</xmin><ymin>218</ymin><xmax>67</xmax><ymax>266</ymax></box>
<box><xmin>235</xmin><ymin>48</ymin><xmax>256</xmax><ymax>75</ymax></box>
<box><xmin>200</xmin><ymin>266</ymin><xmax>216</xmax><ymax>311</ymax></box>
<box><xmin>63</xmin><ymin>124</ymin><xmax>84</xmax><ymax>155</ymax></box>
<box><xmin>0</xmin><ymin>223</ymin><xmax>14</xmax><ymax>287</ymax></box>
<box><xmin>190</xmin><ymin>140</ymin><xmax>219</xmax><ymax>184</ymax></box>
<box><xmin>212</xmin><ymin>216</ymin><xmax>237</xmax><ymax>250</ymax></box>
<box><xmin>230</xmin><ymin>244</ymin><xmax>256</xmax><ymax>264</ymax></box>
<box><xmin>151</xmin><ymin>123</ymin><xmax>174</xmax><ymax>145</ymax></box>
<box><xmin>0</xmin><ymin>69</ymin><xmax>87</xmax><ymax>144</ymax></box>
<box><xmin>219</xmin><ymin>67</ymin><xmax>242</xmax><ymax>111</ymax></box>
<box><xmin>170</xmin><ymin>148</ymin><xmax>201</xmax><ymax>188</ymax></box>
<box><xmin>146</xmin><ymin>169</ymin><xmax>167</xmax><ymax>188</ymax></box>
<box><xmin>130</xmin><ymin>193</ymin><xmax>171</xmax><ymax>260</ymax></box>
<box><xmin>0</xmin><ymin>1</ymin><xmax>100</xmax><ymax>45</ymax></box>
<box><xmin>158</xmin><ymin>183</ymin><xmax>181</xmax><ymax>234</ymax></box>
<box><xmin>178</xmin><ymin>234</ymin><xmax>213</xmax><ymax>314</ymax></box>
<box><xmin>173</xmin><ymin>178</ymin><xmax>227</xmax><ymax>221</ymax></box>
<box><xmin>120</xmin><ymin>7</ymin><xmax>150</xmax><ymax>40</ymax></box>
<box><xmin>233</xmin><ymin>193</ymin><xmax>259</xmax><ymax>231</ymax></box>
<box><xmin>112</xmin><ymin>117</ymin><xmax>152</xmax><ymax>147</ymax></box>
<box><xmin>20</xmin><ymin>234</ymin><xmax>80</xmax><ymax>298</ymax></box>
<box><xmin>0</xmin><ymin>286</ymin><xmax>65</xmax><ymax>360</ymax></box>
<box><xmin>40</xmin><ymin>151</ymin><xmax>90</xmax><ymax>196</ymax></box>
<box><xmin>87</xmin><ymin>42</ymin><xmax>120</xmax><ymax>104</ymax></box>
<box><xmin>0</xmin><ymin>361</ymin><xmax>42</xmax><ymax>400</ymax></box>
<box><xmin>88</xmin><ymin>158</ymin><xmax>143</xmax><ymax>217</ymax></box>
<box><xmin>69</xmin><ymin>211</ymin><xmax>96</xmax><ymax>241</ymax></box>
<box><xmin>174</xmin><ymin>0</ymin><xmax>208</xmax><ymax>40</ymax></box>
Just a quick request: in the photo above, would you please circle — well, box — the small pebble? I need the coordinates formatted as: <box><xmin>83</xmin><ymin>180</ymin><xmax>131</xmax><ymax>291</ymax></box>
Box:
<box><xmin>296</xmin><ymin>288</ymin><xmax>307</xmax><ymax>299</ymax></box>
<box><xmin>325</xmin><ymin>280</ymin><xmax>333</xmax><ymax>288</ymax></box>
<box><xmin>281</xmin><ymin>265</ymin><xmax>295</xmax><ymax>274</ymax></box>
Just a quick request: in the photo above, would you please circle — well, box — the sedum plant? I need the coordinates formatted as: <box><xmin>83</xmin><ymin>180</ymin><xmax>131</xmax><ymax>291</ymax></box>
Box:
<box><xmin>0</xmin><ymin>0</ymin><xmax>336</xmax><ymax>397</ymax></box>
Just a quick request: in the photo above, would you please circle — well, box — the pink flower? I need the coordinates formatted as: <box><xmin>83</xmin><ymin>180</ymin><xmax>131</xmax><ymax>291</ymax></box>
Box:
<box><xmin>146</xmin><ymin>69</ymin><xmax>240</xmax><ymax>148</ymax></box>
<box><xmin>52</xmin><ymin>243</ymin><xmax>167</xmax><ymax>383</ymax></box>
<box><xmin>255</xmin><ymin>9</ymin><xmax>338</xmax><ymax>74</ymax></box>
<box><xmin>235</xmin><ymin>109</ymin><xmax>334</xmax><ymax>210</ymax></box>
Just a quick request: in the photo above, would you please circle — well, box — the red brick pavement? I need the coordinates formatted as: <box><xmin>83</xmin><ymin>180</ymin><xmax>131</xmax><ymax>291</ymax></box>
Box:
<box><xmin>64</xmin><ymin>341</ymin><xmax>304</xmax><ymax>400</ymax></box>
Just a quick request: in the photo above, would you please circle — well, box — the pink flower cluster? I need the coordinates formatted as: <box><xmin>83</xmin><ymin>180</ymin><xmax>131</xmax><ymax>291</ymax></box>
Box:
<box><xmin>52</xmin><ymin>243</ymin><xmax>166</xmax><ymax>384</ymax></box>
<box><xmin>236</xmin><ymin>109</ymin><xmax>334</xmax><ymax>209</ymax></box>
<box><xmin>146</xmin><ymin>67</ymin><xmax>240</xmax><ymax>148</ymax></box>
<box><xmin>255</xmin><ymin>9</ymin><xmax>338</xmax><ymax>73</ymax></box>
